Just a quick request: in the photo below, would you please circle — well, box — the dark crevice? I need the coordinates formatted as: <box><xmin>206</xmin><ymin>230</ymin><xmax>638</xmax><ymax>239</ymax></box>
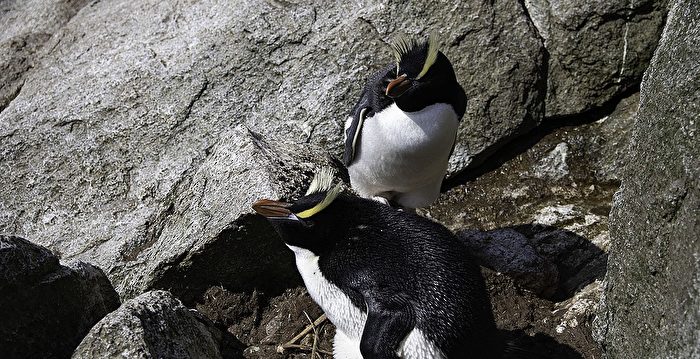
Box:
<box><xmin>517</xmin><ymin>0</ymin><xmax>547</xmax><ymax>46</ymax></box>
<box><xmin>444</xmin><ymin>83</ymin><xmax>639</xmax><ymax>191</ymax></box>
<box><xmin>0</xmin><ymin>80</ymin><xmax>24</xmax><ymax>116</ymax></box>
<box><xmin>180</xmin><ymin>78</ymin><xmax>209</xmax><ymax>126</ymax></box>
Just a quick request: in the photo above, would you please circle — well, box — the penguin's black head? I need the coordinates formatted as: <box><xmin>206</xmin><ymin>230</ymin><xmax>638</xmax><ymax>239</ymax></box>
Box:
<box><xmin>384</xmin><ymin>34</ymin><xmax>461</xmax><ymax>112</ymax></box>
<box><xmin>252</xmin><ymin>167</ymin><xmax>362</xmax><ymax>253</ymax></box>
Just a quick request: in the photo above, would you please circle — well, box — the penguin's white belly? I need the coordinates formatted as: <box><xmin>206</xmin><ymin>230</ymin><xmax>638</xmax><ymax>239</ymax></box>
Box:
<box><xmin>347</xmin><ymin>103</ymin><xmax>458</xmax><ymax>207</ymax></box>
<box><xmin>287</xmin><ymin>245</ymin><xmax>445</xmax><ymax>359</ymax></box>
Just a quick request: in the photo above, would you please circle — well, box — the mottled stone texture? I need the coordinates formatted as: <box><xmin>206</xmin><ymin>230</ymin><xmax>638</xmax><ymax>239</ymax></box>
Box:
<box><xmin>0</xmin><ymin>0</ymin><xmax>548</xmax><ymax>300</ymax></box>
<box><xmin>72</xmin><ymin>290</ymin><xmax>236</xmax><ymax>359</ymax></box>
<box><xmin>594</xmin><ymin>0</ymin><xmax>700</xmax><ymax>357</ymax></box>
<box><xmin>525</xmin><ymin>0</ymin><xmax>667</xmax><ymax>117</ymax></box>
<box><xmin>0</xmin><ymin>235</ymin><xmax>120</xmax><ymax>359</ymax></box>
<box><xmin>0</xmin><ymin>0</ymin><xmax>92</xmax><ymax>111</ymax></box>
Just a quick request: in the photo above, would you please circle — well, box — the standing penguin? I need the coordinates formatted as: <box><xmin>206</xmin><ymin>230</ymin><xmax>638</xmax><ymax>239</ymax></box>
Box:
<box><xmin>344</xmin><ymin>34</ymin><xmax>467</xmax><ymax>209</ymax></box>
<box><xmin>252</xmin><ymin>168</ymin><xmax>502</xmax><ymax>359</ymax></box>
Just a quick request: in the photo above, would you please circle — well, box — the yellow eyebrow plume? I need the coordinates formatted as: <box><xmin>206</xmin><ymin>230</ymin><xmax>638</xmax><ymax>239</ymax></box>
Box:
<box><xmin>296</xmin><ymin>183</ymin><xmax>342</xmax><ymax>218</ymax></box>
<box><xmin>416</xmin><ymin>33</ymin><xmax>439</xmax><ymax>79</ymax></box>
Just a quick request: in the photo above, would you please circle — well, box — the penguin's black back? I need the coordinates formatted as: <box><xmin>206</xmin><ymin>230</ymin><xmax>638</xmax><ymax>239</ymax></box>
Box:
<box><xmin>312</xmin><ymin>196</ymin><xmax>502</xmax><ymax>358</ymax></box>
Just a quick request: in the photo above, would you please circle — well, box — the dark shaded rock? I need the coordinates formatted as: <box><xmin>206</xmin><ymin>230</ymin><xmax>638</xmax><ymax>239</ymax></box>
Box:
<box><xmin>0</xmin><ymin>233</ymin><xmax>58</xmax><ymax>291</ymax></box>
<box><xmin>0</xmin><ymin>235</ymin><xmax>120</xmax><ymax>359</ymax></box>
<box><xmin>73</xmin><ymin>290</ymin><xmax>241</xmax><ymax>359</ymax></box>
<box><xmin>524</xmin><ymin>0</ymin><xmax>668</xmax><ymax>117</ymax></box>
<box><xmin>434</xmin><ymin>0</ymin><xmax>547</xmax><ymax>172</ymax></box>
<box><xmin>594</xmin><ymin>1</ymin><xmax>700</xmax><ymax>357</ymax></box>
<box><xmin>585</xmin><ymin>93</ymin><xmax>638</xmax><ymax>183</ymax></box>
<box><xmin>460</xmin><ymin>225</ymin><xmax>607</xmax><ymax>300</ymax></box>
<box><xmin>521</xmin><ymin>225</ymin><xmax>607</xmax><ymax>300</ymax></box>
<box><xmin>460</xmin><ymin>228</ymin><xmax>560</xmax><ymax>297</ymax></box>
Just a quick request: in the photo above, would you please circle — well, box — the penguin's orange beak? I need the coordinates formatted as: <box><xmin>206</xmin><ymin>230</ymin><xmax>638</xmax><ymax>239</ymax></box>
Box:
<box><xmin>252</xmin><ymin>199</ymin><xmax>292</xmax><ymax>218</ymax></box>
<box><xmin>385</xmin><ymin>74</ymin><xmax>411</xmax><ymax>98</ymax></box>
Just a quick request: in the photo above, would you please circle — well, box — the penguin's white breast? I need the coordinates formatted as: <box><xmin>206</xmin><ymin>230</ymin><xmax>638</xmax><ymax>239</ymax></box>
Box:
<box><xmin>286</xmin><ymin>245</ymin><xmax>367</xmax><ymax>339</ymax></box>
<box><xmin>349</xmin><ymin>103</ymin><xmax>459</xmax><ymax>191</ymax></box>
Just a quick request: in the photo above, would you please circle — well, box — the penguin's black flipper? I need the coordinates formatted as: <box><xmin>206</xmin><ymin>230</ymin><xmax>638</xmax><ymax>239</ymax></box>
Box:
<box><xmin>359</xmin><ymin>295</ymin><xmax>415</xmax><ymax>359</ymax></box>
<box><xmin>343</xmin><ymin>88</ymin><xmax>372</xmax><ymax>166</ymax></box>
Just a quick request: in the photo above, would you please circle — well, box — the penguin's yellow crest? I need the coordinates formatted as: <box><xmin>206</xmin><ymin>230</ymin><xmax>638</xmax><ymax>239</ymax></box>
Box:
<box><xmin>390</xmin><ymin>33</ymin><xmax>439</xmax><ymax>80</ymax></box>
<box><xmin>295</xmin><ymin>167</ymin><xmax>342</xmax><ymax>219</ymax></box>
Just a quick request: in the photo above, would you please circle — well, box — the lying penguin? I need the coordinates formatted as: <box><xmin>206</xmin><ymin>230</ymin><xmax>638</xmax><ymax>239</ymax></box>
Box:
<box><xmin>252</xmin><ymin>168</ymin><xmax>503</xmax><ymax>359</ymax></box>
<box><xmin>344</xmin><ymin>34</ymin><xmax>467</xmax><ymax>209</ymax></box>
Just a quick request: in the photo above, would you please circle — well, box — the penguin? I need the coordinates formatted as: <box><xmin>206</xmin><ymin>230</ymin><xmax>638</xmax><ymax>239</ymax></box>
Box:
<box><xmin>343</xmin><ymin>34</ymin><xmax>467</xmax><ymax>209</ymax></box>
<box><xmin>252</xmin><ymin>168</ymin><xmax>503</xmax><ymax>359</ymax></box>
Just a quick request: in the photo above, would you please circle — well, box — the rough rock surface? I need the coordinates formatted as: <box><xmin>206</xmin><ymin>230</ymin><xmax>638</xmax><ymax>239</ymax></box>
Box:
<box><xmin>2</xmin><ymin>120</ymin><xmax>337</xmax><ymax>299</ymax></box>
<box><xmin>524</xmin><ymin>0</ymin><xmax>668</xmax><ymax>117</ymax></box>
<box><xmin>73</xmin><ymin>290</ymin><xmax>237</xmax><ymax>359</ymax></box>
<box><xmin>0</xmin><ymin>0</ymin><xmax>91</xmax><ymax>111</ymax></box>
<box><xmin>0</xmin><ymin>0</ymin><xmax>549</xmax><ymax>300</ymax></box>
<box><xmin>594</xmin><ymin>0</ymin><xmax>700</xmax><ymax>357</ymax></box>
<box><xmin>460</xmin><ymin>224</ymin><xmax>606</xmax><ymax>300</ymax></box>
<box><xmin>0</xmin><ymin>235</ymin><xmax>120</xmax><ymax>359</ymax></box>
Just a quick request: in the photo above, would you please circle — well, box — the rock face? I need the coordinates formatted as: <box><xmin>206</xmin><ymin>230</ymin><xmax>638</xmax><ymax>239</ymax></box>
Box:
<box><xmin>0</xmin><ymin>235</ymin><xmax>120</xmax><ymax>359</ymax></box>
<box><xmin>2</xmin><ymin>119</ymin><xmax>336</xmax><ymax>299</ymax></box>
<box><xmin>0</xmin><ymin>0</ymin><xmax>669</xmax><ymax>302</ymax></box>
<box><xmin>0</xmin><ymin>0</ymin><xmax>545</xmax><ymax>300</ymax></box>
<box><xmin>0</xmin><ymin>0</ymin><xmax>91</xmax><ymax>111</ymax></box>
<box><xmin>73</xmin><ymin>290</ymin><xmax>236</xmax><ymax>359</ymax></box>
<box><xmin>525</xmin><ymin>0</ymin><xmax>668</xmax><ymax>117</ymax></box>
<box><xmin>594</xmin><ymin>0</ymin><xmax>700</xmax><ymax>357</ymax></box>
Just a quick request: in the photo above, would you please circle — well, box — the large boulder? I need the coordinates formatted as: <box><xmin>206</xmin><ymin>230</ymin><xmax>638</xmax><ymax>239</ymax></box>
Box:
<box><xmin>593</xmin><ymin>0</ymin><xmax>700</xmax><ymax>357</ymax></box>
<box><xmin>0</xmin><ymin>0</ymin><xmax>547</xmax><ymax>299</ymax></box>
<box><xmin>0</xmin><ymin>235</ymin><xmax>120</xmax><ymax>359</ymax></box>
<box><xmin>524</xmin><ymin>0</ymin><xmax>667</xmax><ymax>117</ymax></box>
<box><xmin>72</xmin><ymin>290</ymin><xmax>237</xmax><ymax>359</ymax></box>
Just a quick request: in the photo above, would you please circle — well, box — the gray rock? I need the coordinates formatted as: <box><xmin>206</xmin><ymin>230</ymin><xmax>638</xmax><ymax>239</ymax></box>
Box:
<box><xmin>0</xmin><ymin>233</ymin><xmax>58</xmax><ymax>291</ymax></box>
<box><xmin>460</xmin><ymin>228</ymin><xmax>560</xmax><ymax>297</ymax></box>
<box><xmin>524</xmin><ymin>0</ymin><xmax>668</xmax><ymax>117</ymax></box>
<box><xmin>594</xmin><ymin>0</ymin><xmax>700</xmax><ymax>357</ymax></box>
<box><xmin>530</xmin><ymin>142</ymin><xmax>570</xmax><ymax>180</ymax></box>
<box><xmin>588</xmin><ymin>92</ymin><xmax>638</xmax><ymax>183</ymax></box>
<box><xmin>0</xmin><ymin>0</ymin><xmax>547</xmax><ymax>298</ymax></box>
<box><xmin>72</xmin><ymin>290</ymin><xmax>235</xmax><ymax>359</ymax></box>
<box><xmin>0</xmin><ymin>235</ymin><xmax>120</xmax><ymax>359</ymax></box>
<box><xmin>0</xmin><ymin>0</ymin><xmax>91</xmax><ymax>111</ymax></box>
<box><xmin>460</xmin><ymin>224</ymin><xmax>606</xmax><ymax>299</ymax></box>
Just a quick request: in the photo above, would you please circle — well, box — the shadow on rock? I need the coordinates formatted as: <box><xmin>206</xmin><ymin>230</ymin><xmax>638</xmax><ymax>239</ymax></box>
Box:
<box><xmin>153</xmin><ymin>214</ymin><xmax>302</xmax><ymax>306</ymax></box>
<box><xmin>502</xmin><ymin>330</ymin><xmax>583</xmax><ymax>359</ymax></box>
<box><xmin>459</xmin><ymin>223</ymin><xmax>607</xmax><ymax>301</ymax></box>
